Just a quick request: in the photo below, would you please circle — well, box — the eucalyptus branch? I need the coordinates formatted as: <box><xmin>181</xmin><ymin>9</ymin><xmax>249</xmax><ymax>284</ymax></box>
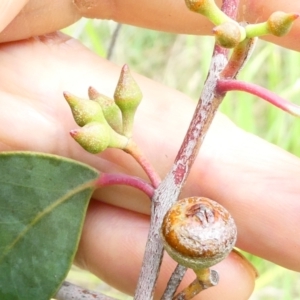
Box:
<box><xmin>217</xmin><ymin>79</ymin><xmax>300</xmax><ymax>117</ymax></box>
<box><xmin>134</xmin><ymin>1</ymin><xmax>241</xmax><ymax>298</ymax></box>
<box><xmin>161</xmin><ymin>264</ymin><xmax>187</xmax><ymax>300</ymax></box>
<box><xmin>95</xmin><ymin>172</ymin><xmax>155</xmax><ymax>198</ymax></box>
<box><xmin>133</xmin><ymin>44</ymin><xmax>229</xmax><ymax>300</ymax></box>
<box><xmin>55</xmin><ymin>281</ymin><xmax>116</xmax><ymax>300</ymax></box>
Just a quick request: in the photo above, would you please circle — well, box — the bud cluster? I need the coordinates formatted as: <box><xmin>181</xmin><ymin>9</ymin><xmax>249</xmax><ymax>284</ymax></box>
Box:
<box><xmin>64</xmin><ymin>65</ymin><xmax>142</xmax><ymax>154</ymax></box>
<box><xmin>185</xmin><ymin>0</ymin><xmax>298</xmax><ymax>48</ymax></box>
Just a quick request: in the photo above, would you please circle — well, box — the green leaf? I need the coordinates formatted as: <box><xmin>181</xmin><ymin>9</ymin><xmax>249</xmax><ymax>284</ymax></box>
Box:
<box><xmin>0</xmin><ymin>152</ymin><xmax>99</xmax><ymax>300</ymax></box>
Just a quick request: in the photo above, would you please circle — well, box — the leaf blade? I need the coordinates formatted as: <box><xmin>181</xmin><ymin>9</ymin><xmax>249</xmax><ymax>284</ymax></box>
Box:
<box><xmin>0</xmin><ymin>152</ymin><xmax>99</xmax><ymax>300</ymax></box>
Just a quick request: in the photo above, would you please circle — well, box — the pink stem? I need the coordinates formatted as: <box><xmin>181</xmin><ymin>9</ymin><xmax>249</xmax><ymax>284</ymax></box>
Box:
<box><xmin>94</xmin><ymin>172</ymin><xmax>154</xmax><ymax>198</ymax></box>
<box><xmin>124</xmin><ymin>141</ymin><xmax>161</xmax><ymax>188</ymax></box>
<box><xmin>217</xmin><ymin>79</ymin><xmax>300</xmax><ymax>117</ymax></box>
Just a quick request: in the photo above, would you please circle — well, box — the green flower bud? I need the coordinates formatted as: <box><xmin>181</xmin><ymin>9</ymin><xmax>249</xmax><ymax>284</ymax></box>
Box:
<box><xmin>64</xmin><ymin>91</ymin><xmax>106</xmax><ymax>127</ymax></box>
<box><xmin>88</xmin><ymin>86</ymin><xmax>123</xmax><ymax>134</ymax></box>
<box><xmin>70</xmin><ymin>122</ymin><xmax>110</xmax><ymax>154</ymax></box>
<box><xmin>114</xmin><ymin>64</ymin><xmax>143</xmax><ymax>138</ymax></box>
<box><xmin>213</xmin><ymin>22</ymin><xmax>246</xmax><ymax>48</ymax></box>
<box><xmin>245</xmin><ymin>11</ymin><xmax>299</xmax><ymax>38</ymax></box>
<box><xmin>267</xmin><ymin>11</ymin><xmax>299</xmax><ymax>37</ymax></box>
<box><xmin>185</xmin><ymin>0</ymin><xmax>232</xmax><ymax>25</ymax></box>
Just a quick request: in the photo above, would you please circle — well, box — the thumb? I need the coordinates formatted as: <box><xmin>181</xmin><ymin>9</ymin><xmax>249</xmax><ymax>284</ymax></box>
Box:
<box><xmin>0</xmin><ymin>0</ymin><xmax>29</xmax><ymax>33</ymax></box>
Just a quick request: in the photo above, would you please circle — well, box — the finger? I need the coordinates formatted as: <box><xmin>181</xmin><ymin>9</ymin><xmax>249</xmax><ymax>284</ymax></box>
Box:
<box><xmin>75</xmin><ymin>200</ymin><xmax>256</xmax><ymax>299</ymax></box>
<box><xmin>191</xmin><ymin>122</ymin><xmax>300</xmax><ymax>271</ymax></box>
<box><xmin>0</xmin><ymin>0</ymin><xmax>300</xmax><ymax>51</ymax></box>
<box><xmin>0</xmin><ymin>0</ymin><xmax>29</xmax><ymax>33</ymax></box>
<box><xmin>0</xmin><ymin>0</ymin><xmax>81</xmax><ymax>42</ymax></box>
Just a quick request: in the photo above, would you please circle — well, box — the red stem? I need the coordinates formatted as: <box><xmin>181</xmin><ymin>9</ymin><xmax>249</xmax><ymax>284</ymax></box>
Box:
<box><xmin>217</xmin><ymin>79</ymin><xmax>300</xmax><ymax>117</ymax></box>
<box><xmin>94</xmin><ymin>173</ymin><xmax>154</xmax><ymax>198</ymax></box>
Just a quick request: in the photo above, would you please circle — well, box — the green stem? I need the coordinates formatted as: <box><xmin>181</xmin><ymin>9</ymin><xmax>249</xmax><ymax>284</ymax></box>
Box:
<box><xmin>205</xmin><ymin>2</ymin><xmax>232</xmax><ymax>25</ymax></box>
<box><xmin>245</xmin><ymin>22</ymin><xmax>269</xmax><ymax>38</ymax></box>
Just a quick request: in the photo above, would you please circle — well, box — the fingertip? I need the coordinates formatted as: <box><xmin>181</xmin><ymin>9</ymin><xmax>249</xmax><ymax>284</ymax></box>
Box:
<box><xmin>0</xmin><ymin>0</ymin><xmax>29</xmax><ymax>33</ymax></box>
<box><xmin>0</xmin><ymin>1</ymin><xmax>81</xmax><ymax>43</ymax></box>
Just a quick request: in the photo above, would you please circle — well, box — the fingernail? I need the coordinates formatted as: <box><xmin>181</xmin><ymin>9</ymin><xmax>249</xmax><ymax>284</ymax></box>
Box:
<box><xmin>232</xmin><ymin>248</ymin><xmax>259</xmax><ymax>279</ymax></box>
<box><xmin>0</xmin><ymin>0</ymin><xmax>30</xmax><ymax>33</ymax></box>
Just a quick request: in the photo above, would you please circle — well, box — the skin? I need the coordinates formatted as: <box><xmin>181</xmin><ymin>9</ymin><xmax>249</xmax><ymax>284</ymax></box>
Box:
<box><xmin>0</xmin><ymin>0</ymin><xmax>299</xmax><ymax>299</ymax></box>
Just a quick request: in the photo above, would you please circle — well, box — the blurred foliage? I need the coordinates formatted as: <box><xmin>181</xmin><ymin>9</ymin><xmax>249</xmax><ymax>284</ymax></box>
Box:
<box><xmin>63</xmin><ymin>19</ymin><xmax>300</xmax><ymax>299</ymax></box>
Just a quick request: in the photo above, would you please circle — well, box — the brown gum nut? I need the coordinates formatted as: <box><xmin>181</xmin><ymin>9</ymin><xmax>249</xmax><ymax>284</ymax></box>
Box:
<box><xmin>161</xmin><ymin>197</ymin><xmax>237</xmax><ymax>270</ymax></box>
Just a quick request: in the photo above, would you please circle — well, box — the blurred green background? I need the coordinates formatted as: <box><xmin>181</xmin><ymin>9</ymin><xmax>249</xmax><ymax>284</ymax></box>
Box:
<box><xmin>62</xmin><ymin>19</ymin><xmax>300</xmax><ymax>299</ymax></box>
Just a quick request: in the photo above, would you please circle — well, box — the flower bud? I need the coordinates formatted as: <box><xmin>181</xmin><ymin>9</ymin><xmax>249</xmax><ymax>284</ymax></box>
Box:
<box><xmin>185</xmin><ymin>0</ymin><xmax>212</xmax><ymax>14</ymax></box>
<box><xmin>70</xmin><ymin>122</ymin><xmax>110</xmax><ymax>154</ymax></box>
<box><xmin>185</xmin><ymin>0</ymin><xmax>232</xmax><ymax>25</ymax></box>
<box><xmin>267</xmin><ymin>11</ymin><xmax>299</xmax><ymax>37</ymax></box>
<box><xmin>245</xmin><ymin>11</ymin><xmax>299</xmax><ymax>38</ymax></box>
<box><xmin>64</xmin><ymin>91</ymin><xmax>106</xmax><ymax>127</ymax></box>
<box><xmin>88</xmin><ymin>86</ymin><xmax>123</xmax><ymax>134</ymax></box>
<box><xmin>114</xmin><ymin>64</ymin><xmax>143</xmax><ymax>138</ymax></box>
<box><xmin>213</xmin><ymin>22</ymin><xmax>246</xmax><ymax>48</ymax></box>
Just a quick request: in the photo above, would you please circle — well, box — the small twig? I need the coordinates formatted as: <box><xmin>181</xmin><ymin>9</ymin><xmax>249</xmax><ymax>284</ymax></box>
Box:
<box><xmin>161</xmin><ymin>264</ymin><xmax>187</xmax><ymax>300</ymax></box>
<box><xmin>124</xmin><ymin>140</ymin><xmax>161</xmax><ymax>188</ymax></box>
<box><xmin>220</xmin><ymin>37</ymin><xmax>257</xmax><ymax>79</ymax></box>
<box><xmin>107</xmin><ymin>23</ymin><xmax>122</xmax><ymax>60</ymax></box>
<box><xmin>55</xmin><ymin>281</ymin><xmax>117</xmax><ymax>300</ymax></box>
<box><xmin>95</xmin><ymin>172</ymin><xmax>155</xmax><ymax>198</ymax></box>
<box><xmin>217</xmin><ymin>79</ymin><xmax>300</xmax><ymax>117</ymax></box>
<box><xmin>173</xmin><ymin>269</ymin><xmax>219</xmax><ymax>300</ymax></box>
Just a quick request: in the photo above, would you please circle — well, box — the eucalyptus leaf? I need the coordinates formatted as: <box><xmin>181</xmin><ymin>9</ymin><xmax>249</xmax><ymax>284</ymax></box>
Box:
<box><xmin>0</xmin><ymin>152</ymin><xmax>99</xmax><ymax>300</ymax></box>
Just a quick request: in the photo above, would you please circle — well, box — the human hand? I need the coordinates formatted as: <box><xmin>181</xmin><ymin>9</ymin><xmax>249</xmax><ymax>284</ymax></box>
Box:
<box><xmin>1</xmin><ymin>1</ymin><xmax>300</xmax><ymax>299</ymax></box>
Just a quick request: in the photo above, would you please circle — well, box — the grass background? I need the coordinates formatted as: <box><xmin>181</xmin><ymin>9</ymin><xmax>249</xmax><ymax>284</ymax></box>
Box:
<box><xmin>62</xmin><ymin>19</ymin><xmax>300</xmax><ymax>299</ymax></box>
